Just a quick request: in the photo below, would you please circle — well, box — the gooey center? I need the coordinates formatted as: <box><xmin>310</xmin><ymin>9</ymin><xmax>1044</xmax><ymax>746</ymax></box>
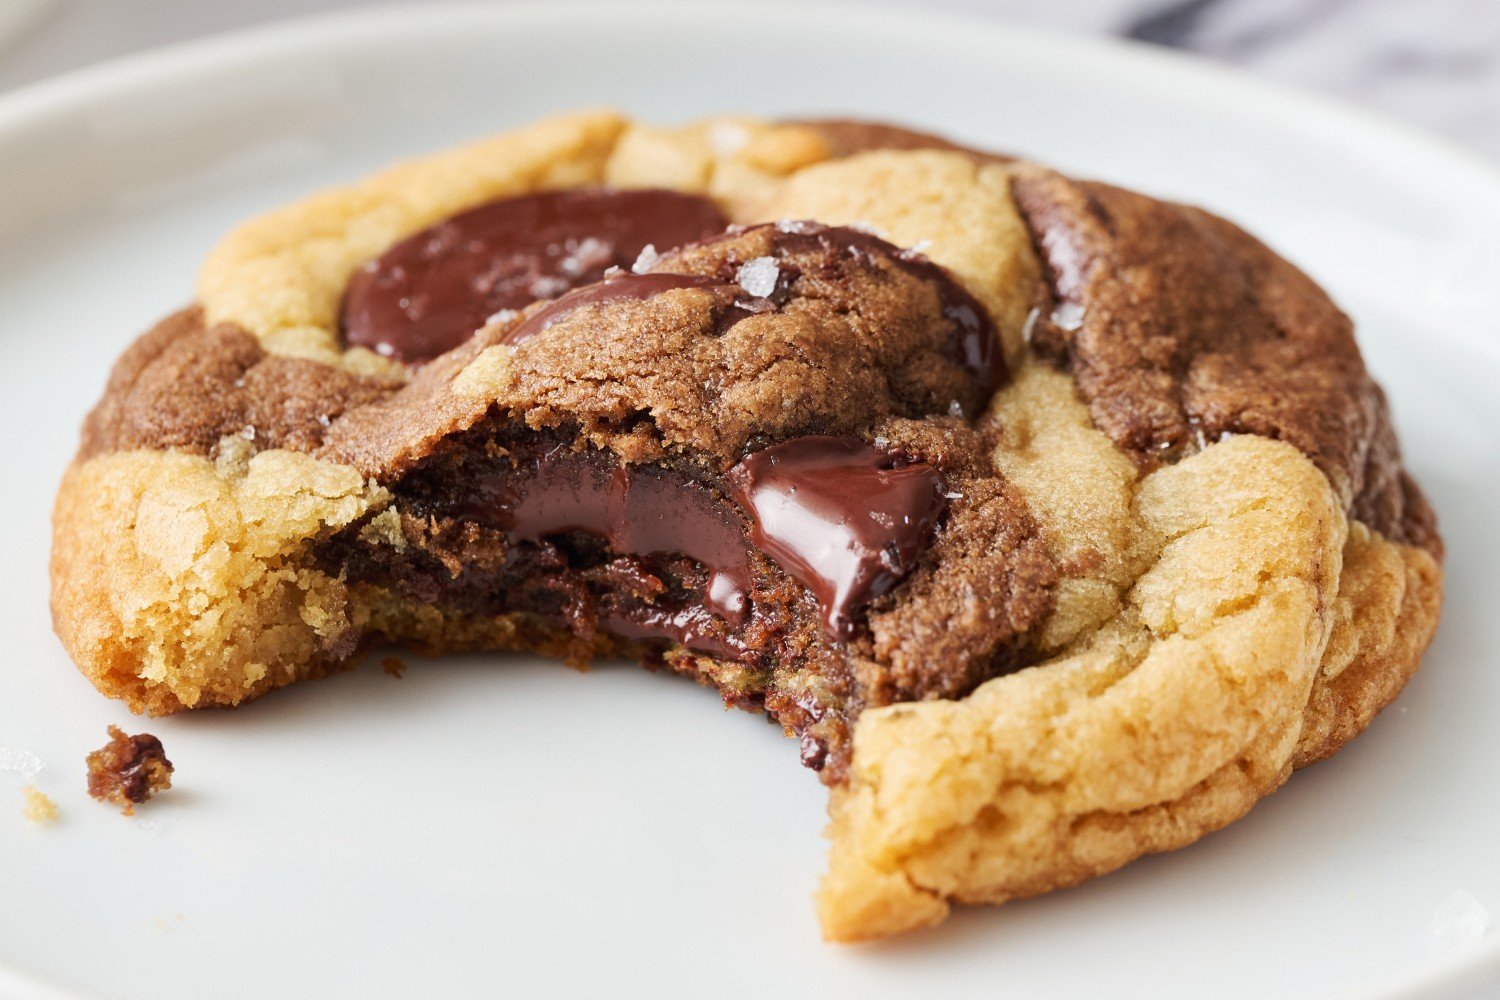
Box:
<box><xmin>322</xmin><ymin>186</ymin><xmax>1010</xmax><ymax>777</ymax></box>
<box><xmin>432</xmin><ymin>436</ymin><xmax>947</xmax><ymax>656</ymax></box>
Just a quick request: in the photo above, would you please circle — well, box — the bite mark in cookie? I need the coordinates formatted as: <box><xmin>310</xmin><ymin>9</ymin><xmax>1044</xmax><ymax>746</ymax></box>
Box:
<box><xmin>310</xmin><ymin>221</ymin><xmax>1057</xmax><ymax>779</ymax></box>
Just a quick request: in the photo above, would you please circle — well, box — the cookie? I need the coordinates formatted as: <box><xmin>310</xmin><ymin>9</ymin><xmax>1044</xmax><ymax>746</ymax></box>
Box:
<box><xmin>49</xmin><ymin>111</ymin><xmax>1442</xmax><ymax>940</ymax></box>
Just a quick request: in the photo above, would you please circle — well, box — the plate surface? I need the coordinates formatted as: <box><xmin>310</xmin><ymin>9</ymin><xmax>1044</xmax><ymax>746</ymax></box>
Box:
<box><xmin>2</xmin><ymin>4</ymin><xmax>1498</xmax><ymax>998</ymax></box>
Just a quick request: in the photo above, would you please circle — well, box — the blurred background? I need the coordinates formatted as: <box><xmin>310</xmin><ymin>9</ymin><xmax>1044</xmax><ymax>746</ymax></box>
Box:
<box><xmin>0</xmin><ymin>0</ymin><xmax>1496</xmax><ymax>158</ymax></box>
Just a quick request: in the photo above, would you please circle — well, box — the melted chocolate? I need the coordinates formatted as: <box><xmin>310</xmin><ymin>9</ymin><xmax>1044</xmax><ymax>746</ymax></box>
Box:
<box><xmin>425</xmin><ymin>436</ymin><xmax>945</xmax><ymax>654</ymax></box>
<box><xmin>726</xmin><ymin>436</ymin><xmax>947</xmax><ymax>639</ymax></box>
<box><xmin>483</xmin><ymin>446</ymin><xmax>752</xmax><ymax>626</ymax></box>
<box><xmin>341</xmin><ymin>189</ymin><xmax>727</xmax><ymax>362</ymax></box>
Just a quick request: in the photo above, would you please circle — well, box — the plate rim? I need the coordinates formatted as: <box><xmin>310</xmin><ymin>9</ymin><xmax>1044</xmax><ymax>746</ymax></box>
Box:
<box><xmin>0</xmin><ymin>0</ymin><xmax>1495</xmax><ymax>190</ymax></box>
<box><xmin>0</xmin><ymin>3</ymin><xmax>1495</xmax><ymax>997</ymax></box>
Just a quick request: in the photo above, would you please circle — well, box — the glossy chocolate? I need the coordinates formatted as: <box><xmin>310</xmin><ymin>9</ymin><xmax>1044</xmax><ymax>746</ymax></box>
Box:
<box><xmin>450</xmin><ymin>436</ymin><xmax>945</xmax><ymax>654</ymax></box>
<box><xmin>340</xmin><ymin>189</ymin><xmax>727</xmax><ymax>362</ymax></box>
<box><xmin>468</xmin><ymin>446</ymin><xmax>752</xmax><ymax>632</ymax></box>
<box><xmin>727</xmin><ymin>436</ymin><xmax>947</xmax><ymax>639</ymax></box>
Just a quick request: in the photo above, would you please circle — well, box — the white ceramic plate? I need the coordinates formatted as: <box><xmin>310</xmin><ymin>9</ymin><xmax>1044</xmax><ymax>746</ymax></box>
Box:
<box><xmin>2</xmin><ymin>4</ymin><xmax>1498</xmax><ymax>998</ymax></box>
<box><xmin>0</xmin><ymin>0</ymin><xmax>62</xmax><ymax>54</ymax></box>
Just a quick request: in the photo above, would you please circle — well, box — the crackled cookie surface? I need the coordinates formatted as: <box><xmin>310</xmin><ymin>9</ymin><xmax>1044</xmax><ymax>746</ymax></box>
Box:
<box><xmin>51</xmin><ymin>111</ymin><xmax>1442</xmax><ymax>941</ymax></box>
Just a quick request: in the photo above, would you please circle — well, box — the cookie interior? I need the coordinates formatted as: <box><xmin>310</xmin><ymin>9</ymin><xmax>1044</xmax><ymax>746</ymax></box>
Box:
<box><xmin>312</xmin><ymin>207</ymin><xmax>1059</xmax><ymax>782</ymax></box>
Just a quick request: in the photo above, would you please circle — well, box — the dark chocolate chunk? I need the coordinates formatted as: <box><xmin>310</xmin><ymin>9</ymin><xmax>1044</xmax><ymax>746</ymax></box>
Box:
<box><xmin>389</xmin><ymin>434</ymin><xmax>948</xmax><ymax>658</ymax></box>
<box><xmin>728</xmin><ymin>436</ymin><xmax>947</xmax><ymax>639</ymax></box>
<box><xmin>341</xmin><ymin>189</ymin><xmax>728</xmax><ymax>362</ymax></box>
<box><xmin>464</xmin><ymin>444</ymin><xmax>753</xmax><ymax>627</ymax></box>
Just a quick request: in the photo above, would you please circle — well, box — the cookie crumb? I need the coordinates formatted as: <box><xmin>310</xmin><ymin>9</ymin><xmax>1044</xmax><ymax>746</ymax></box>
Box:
<box><xmin>381</xmin><ymin>656</ymin><xmax>406</xmax><ymax>679</ymax></box>
<box><xmin>20</xmin><ymin>785</ymin><xmax>57</xmax><ymax>824</ymax></box>
<box><xmin>85</xmin><ymin>726</ymin><xmax>173</xmax><ymax>815</ymax></box>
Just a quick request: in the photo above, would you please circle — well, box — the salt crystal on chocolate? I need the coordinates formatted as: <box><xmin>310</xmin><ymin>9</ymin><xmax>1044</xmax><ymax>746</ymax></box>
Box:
<box><xmin>1051</xmin><ymin>301</ymin><xmax>1085</xmax><ymax>331</ymax></box>
<box><xmin>559</xmin><ymin>236</ymin><xmax>613</xmax><ymax>278</ymax></box>
<box><xmin>528</xmin><ymin>275</ymin><xmax>570</xmax><ymax>299</ymax></box>
<box><xmin>631</xmin><ymin>243</ymin><xmax>661</xmax><ymax>274</ymax></box>
<box><xmin>736</xmin><ymin>257</ymin><xmax>780</xmax><ymax>298</ymax></box>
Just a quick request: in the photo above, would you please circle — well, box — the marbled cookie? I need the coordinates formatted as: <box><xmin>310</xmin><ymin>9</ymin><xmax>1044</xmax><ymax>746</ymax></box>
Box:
<box><xmin>50</xmin><ymin>112</ymin><xmax>1442</xmax><ymax>941</ymax></box>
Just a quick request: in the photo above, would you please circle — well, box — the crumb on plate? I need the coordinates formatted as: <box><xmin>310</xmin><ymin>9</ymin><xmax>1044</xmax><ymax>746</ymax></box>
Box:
<box><xmin>86</xmin><ymin>726</ymin><xmax>173</xmax><ymax>815</ymax></box>
<box><xmin>21</xmin><ymin>784</ymin><xmax>57</xmax><ymax>824</ymax></box>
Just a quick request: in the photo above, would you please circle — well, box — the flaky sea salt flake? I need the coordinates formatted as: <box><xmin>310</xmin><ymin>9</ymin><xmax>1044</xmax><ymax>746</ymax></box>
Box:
<box><xmin>558</xmin><ymin>236</ymin><xmax>613</xmax><ymax>278</ymax></box>
<box><xmin>736</xmin><ymin>257</ymin><xmax>780</xmax><ymax>298</ymax></box>
<box><xmin>528</xmin><ymin>275</ymin><xmax>570</xmax><ymax>299</ymax></box>
<box><xmin>1050</xmin><ymin>301</ymin><xmax>1086</xmax><ymax>332</ymax></box>
<box><xmin>1051</xmin><ymin>301</ymin><xmax>1085</xmax><ymax>331</ymax></box>
<box><xmin>631</xmin><ymin>244</ymin><xmax>661</xmax><ymax>274</ymax></box>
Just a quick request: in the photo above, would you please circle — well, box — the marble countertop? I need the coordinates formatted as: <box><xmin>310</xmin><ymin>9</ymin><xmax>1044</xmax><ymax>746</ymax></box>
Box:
<box><xmin>0</xmin><ymin>0</ymin><xmax>1495</xmax><ymax>160</ymax></box>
